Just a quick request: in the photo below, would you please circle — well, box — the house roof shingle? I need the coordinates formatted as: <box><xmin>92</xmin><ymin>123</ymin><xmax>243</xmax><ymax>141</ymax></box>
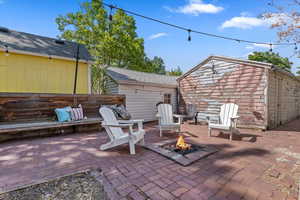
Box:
<box><xmin>0</xmin><ymin>27</ymin><xmax>92</xmax><ymax>61</ymax></box>
<box><xmin>107</xmin><ymin>67</ymin><xmax>178</xmax><ymax>88</ymax></box>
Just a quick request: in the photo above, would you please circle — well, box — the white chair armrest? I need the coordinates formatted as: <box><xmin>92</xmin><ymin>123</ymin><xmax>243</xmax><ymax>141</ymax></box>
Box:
<box><xmin>119</xmin><ymin>119</ymin><xmax>144</xmax><ymax>123</ymax></box>
<box><xmin>102</xmin><ymin>123</ymin><xmax>135</xmax><ymax>136</ymax></box>
<box><xmin>231</xmin><ymin>116</ymin><xmax>240</xmax><ymax>120</ymax></box>
<box><xmin>118</xmin><ymin>119</ymin><xmax>144</xmax><ymax>131</ymax></box>
<box><xmin>173</xmin><ymin>114</ymin><xmax>183</xmax><ymax>118</ymax></box>
<box><xmin>102</xmin><ymin>123</ymin><xmax>133</xmax><ymax>128</ymax></box>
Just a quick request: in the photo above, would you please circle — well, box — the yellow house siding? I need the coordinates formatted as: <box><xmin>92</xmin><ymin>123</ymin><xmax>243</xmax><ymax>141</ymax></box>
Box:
<box><xmin>0</xmin><ymin>52</ymin><xmax>89</xmax><ymax>94</ymax></box>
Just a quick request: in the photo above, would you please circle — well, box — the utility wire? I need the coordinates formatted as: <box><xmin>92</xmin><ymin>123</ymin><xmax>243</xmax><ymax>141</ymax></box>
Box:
<box><xmin>102</xmin><ymin>2</ymin><xmax>296</xmax><ymax>48</ymax></box>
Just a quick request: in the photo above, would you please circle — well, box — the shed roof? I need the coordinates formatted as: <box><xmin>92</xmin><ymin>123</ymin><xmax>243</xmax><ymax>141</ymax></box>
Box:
<box><xmin>107</xmin><ymin>67</ymin><xmax>178</xmax><ymax>88</ymax></box>
<box><xmin>0</xmin><ymin>27</ymin><xmax>92</xmax><ymax>62</ymax></box>
<box><xmin>178</xmin><ymin>55</ymin><xmax>298</xmax><ymax>82</ymax></box>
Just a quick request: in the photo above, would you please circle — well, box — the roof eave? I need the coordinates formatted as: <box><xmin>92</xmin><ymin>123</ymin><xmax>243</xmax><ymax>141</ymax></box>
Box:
<box><xmin>0</xmin><ymin>47</ymin><xmax>93</xmax><ymax>64</ymax></box>
<box><xmin>118</xmin><ymin>80</ymin><xmax>177</xmax><ymax>88</ymax></box>
<box><xmin>177</xmin><ymin>55</ymin><xmax>273</xmax><ymax>81</ymax></box>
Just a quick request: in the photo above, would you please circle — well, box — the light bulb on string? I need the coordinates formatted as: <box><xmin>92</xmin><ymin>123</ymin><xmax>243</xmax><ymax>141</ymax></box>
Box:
<box><xmin>4</xmin><ymin>45</ymin><xmax>9</xmax><ymax>56</ymax></box>
<box><xmin>294</xmin><ymin>43</ymin><xmax>298</xmax><ymax>51</ymax></box>
<box><xmin>269</xmin><ymin>44</ymin><xmax>273</xmax><ymax>52</ymax></box>
<box><xmin>49</xmin><ymin>55</ymin><xmax>54</xmax><ymax>63</ymax></box>
<box><xmin>187</xmin><ymin>29</ymin><xmax>191</xmax><ymax>42</ymax></box>
<box><xmin>109</xmin><ymin>5</ymin><xmax>114</xmax><ymax>21</ymax></box>
<box><xmin>267</xmin><ymin>0</ymin><xmax>274</xmax><ymax>6</ymax></box>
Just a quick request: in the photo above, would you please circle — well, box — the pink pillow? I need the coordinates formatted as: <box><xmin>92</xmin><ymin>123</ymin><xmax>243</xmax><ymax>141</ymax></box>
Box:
<box><xmin>70</xmin><ymin>104</ymin><xmax>84</xmax><ymax>121</ymax></box>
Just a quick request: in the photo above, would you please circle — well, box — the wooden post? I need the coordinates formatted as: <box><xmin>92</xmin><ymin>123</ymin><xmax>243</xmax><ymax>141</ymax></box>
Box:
<box><xmin>73</xmin><ymin>44</ymin><xmax>80</xmax><ymax>95</ymax></box>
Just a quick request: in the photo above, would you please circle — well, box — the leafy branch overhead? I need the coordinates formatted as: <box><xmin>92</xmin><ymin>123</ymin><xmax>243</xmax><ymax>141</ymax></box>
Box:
<box><xmin>264</xmin><ymin>0</ymin><xmax>300</xmax><ymax>45</ymax></box>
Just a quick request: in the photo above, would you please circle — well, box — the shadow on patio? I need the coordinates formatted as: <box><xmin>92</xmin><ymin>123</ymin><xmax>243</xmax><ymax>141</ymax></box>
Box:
<box><xmin>0</xmin><ymin>121</ymin><xmax>299</xmax><ymax>199</ymax></box>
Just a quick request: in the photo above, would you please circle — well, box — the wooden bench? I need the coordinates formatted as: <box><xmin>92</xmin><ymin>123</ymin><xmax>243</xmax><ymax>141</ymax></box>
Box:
<box><xmin>0</xmin><ymin>93</ymin><xmax>126</xmax><ymax>142</ymax></box>
<box><xmin>0</xmin><ymin>118</ymin><xmax>102</xmax><ymax>133</ymax></box>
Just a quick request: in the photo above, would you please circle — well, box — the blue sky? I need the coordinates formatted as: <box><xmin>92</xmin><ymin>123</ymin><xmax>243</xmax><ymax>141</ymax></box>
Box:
<box><xmin>0</xmin><ymin>0</ymin><xmax>299</xmax><ymax>73</ymax></box>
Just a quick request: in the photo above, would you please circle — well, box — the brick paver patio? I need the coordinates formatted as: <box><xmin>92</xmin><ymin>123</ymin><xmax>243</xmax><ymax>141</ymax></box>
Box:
<box><xmin>0</xmin><ymin>120</ymin><xmax>300</xmax><ymax>200</ymax></box>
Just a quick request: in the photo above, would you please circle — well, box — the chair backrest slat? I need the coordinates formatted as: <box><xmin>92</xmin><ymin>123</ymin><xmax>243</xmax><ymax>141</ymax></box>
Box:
<box><xmin>99</xmin><ymin>107</ymin><xmax>124</xmax><ymax>139</ymax></box>
<box><xmin>158</xmin><ymin>104</ymin><xmax>174</xmax><ymax>125</ymax></box>
<box><xmin>220</xmin><ymin>103</ymin><xmax>238</xmax><ymax>126</ymax></box>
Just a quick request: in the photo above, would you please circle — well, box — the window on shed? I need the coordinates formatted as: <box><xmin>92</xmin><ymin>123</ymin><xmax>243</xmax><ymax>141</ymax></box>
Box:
<box><xmin>164</xmin><ymin>94</ymin><xmax>172</xmax><ymax>104</ymax></box>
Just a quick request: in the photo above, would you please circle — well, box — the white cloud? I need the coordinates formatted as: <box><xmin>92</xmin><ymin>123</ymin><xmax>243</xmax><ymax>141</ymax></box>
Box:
<box><xmin>148</xmin><ymin>33</ymin><xmax>168</xmax><ymax>40</ymax></box>
<box><xmin>240</xmin><ymin>12</ymin><xmax>251</xmax><ymax>17</ymax></box>
<box><xmin>221</xmin><ymin>12</ymin><xmax>291</xmax><ymax>30</ymax></box>
<box><xmin>245</xmin><ymin>43</ymin><xmax>274</xmax><ymax>50</ymax></box>
<box><xmin>221</xmin><ymin>16</ymin><xmax>267</xmax><ymax>29</ymax></box>
<box><xmin>253</xmin><ymin>43</ymin><xmax>272</xmax><ymax>49</ymax></box>
<box><xmin>245</xmin><ymin>45</ymin><xmax>255</xmax><ymax>50</ymax></box>
<box><xmin>166</xmin><ymin>0</ymin><xmax>223</xmax><ymax>16</ymax></box>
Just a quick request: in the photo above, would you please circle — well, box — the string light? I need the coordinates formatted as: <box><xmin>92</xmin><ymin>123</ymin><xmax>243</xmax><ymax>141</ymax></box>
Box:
<box><xmin>4</xmin><ymin>45</ymin><xmax>9</xmax><ymax>56</ymax></box>
<box><xmin>102</xmin><ymin>2</ymin><xmax>296</xmax><ymax>47</ymax></box>
<box><xmin>268</xmin><ymin>0</ymin><xmax>274</xmax><ymax>6</ymax></box>
<box><xmin>294</xmin><ymin>43</ymin><xmax>298</xmax><ymax>51</ymax></box>
<box><xmin>109</xmin><ymin>5</ymin><xmax>114</xmax><ymax>21</ymax></box>
<box><xmin>269</xmin><ymin>44</ymin><xmax>273</xmax><ymax>52</ymax></box>
<box><xmin>187</xmin><ymin>29</ymin><xmax>191</xmax><ymax>42</ymax></box>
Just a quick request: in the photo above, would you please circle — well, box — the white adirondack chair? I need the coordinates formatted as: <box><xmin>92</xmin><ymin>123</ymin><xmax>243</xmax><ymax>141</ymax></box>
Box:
<box><xmin>99</xmin><ymin>107</ymin><xmax>145</xmax><ymax>155</ymax></box>
<box><xmin>208</xmin><ymin>103</ymin><xmax>240</xmax><ymax>141</ymax></box>
<box><xmin>157</xmin><ymin>104</ymin><xmax>183</xmax><ymax>137</ymax></box>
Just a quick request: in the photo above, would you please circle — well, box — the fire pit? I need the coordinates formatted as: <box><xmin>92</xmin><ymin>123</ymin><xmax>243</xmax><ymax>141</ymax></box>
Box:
<box><xmin>143</xmin><ymin>135</ymin><xmax>218</xmax><ymax>166</ymax></box>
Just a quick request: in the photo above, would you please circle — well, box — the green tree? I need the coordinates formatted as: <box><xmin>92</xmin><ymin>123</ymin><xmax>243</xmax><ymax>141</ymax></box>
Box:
<box><xmin>149</xmin><ymin>56</ymin><xmax>166</xmax><ymax>74</ymax></box>
<box><xmin>56</xmin><ymin>0</ymin><xmax>153</xmax><ymax>93</ymax></box>
<box><xmin>109</xmin><ymin>9</ymin><xmax>148</xmax><ymax>70</ymax></box>
<box><xmin>167</xmin><ymin>66</ymin><xmax>183</xmax><ymax>76</ymax></box>
<box><xmin>248</xmin><ymin>51</ymin><xmax>292</xmax><ymax>71</ymax></box>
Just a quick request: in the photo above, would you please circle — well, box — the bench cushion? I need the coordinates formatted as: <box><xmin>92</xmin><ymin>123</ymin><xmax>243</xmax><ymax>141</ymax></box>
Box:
<box><xmin>55</xmin><ymin>107</ymin><xmax>72</xmax><ymax>122</ymax></box>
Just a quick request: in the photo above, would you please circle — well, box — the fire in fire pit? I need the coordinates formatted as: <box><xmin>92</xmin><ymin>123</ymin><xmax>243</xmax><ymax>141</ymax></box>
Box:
<box><xmin>176</xmin><ymin>135</ymin><xmax>191</xmax><ymax>150</ymax></box>
<box><xmin>164</xmin><ymin>135</ymin><xmax>203</xmax><ymax>156</ymax></box>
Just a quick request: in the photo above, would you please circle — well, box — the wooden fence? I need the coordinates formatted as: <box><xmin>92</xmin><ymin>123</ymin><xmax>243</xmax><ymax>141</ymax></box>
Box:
<box><xmin>0</xmin><ymin>93</ymin><xmax>126</xmax><ymax>122</ymax></box>
<box><xmin>0</xmin><ymin>93</ymin><xmax>126</xmax><ymax>142</ymax></box>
